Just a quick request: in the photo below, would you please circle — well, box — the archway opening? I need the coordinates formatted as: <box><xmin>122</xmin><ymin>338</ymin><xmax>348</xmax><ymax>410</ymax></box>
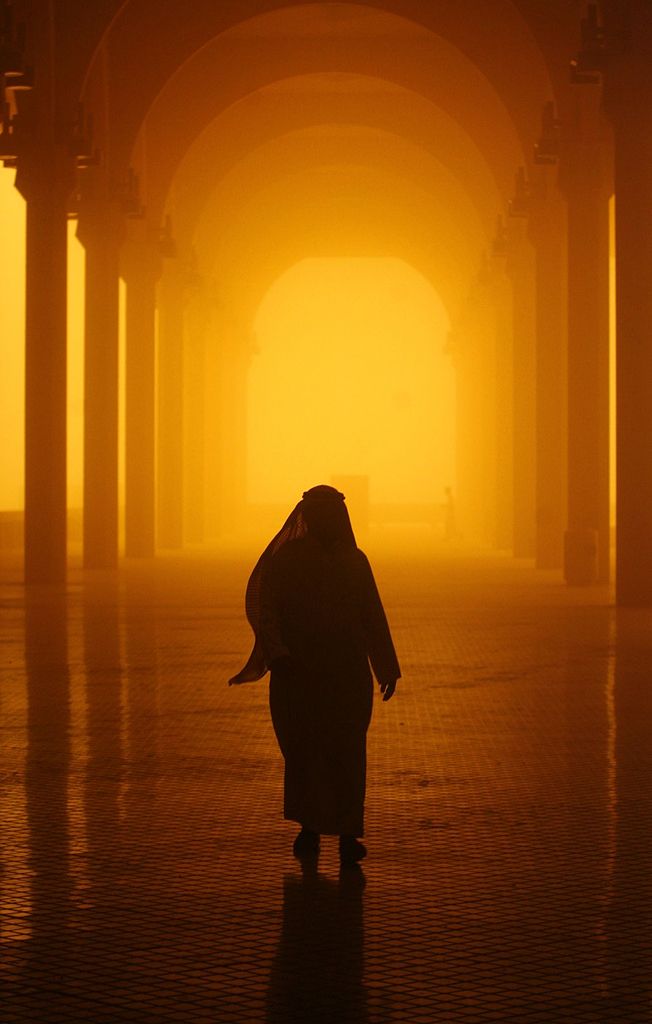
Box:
<box><xmin>245</xmin><ymin>257</ymin><xmax>455</xmax><ymax>539</ymax></box>
<box><xmin>0</xmin><ymin>169</ymin><xmax>25</xmax><ymax>528</ymax></box>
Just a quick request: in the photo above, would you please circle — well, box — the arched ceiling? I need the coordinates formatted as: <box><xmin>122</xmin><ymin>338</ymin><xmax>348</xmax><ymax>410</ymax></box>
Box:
<box><xmin>193</xmin><ymin>163</ymin><xmax>484</xmax><ymax>321</ymax></box>
<box><xmin>82</xmin><ymin>0</ymin><xmax>557</xmax><ymax>164</ymax></box>
<box><xmin>22</xmin><ymin>1</ymin><xmax>582</xmax><ymax>180</ymax></box>
<box><xmin>170</xmin><ymin>125</ymin><xmax>487</xmax><ymax>258</ymax></box>
<box><xmin>142</xmin><ymin>74</ymin><xmax>501</xmax><ymax>237</ymax></box>
<box><xmin>87</xmin><ymin>3</ymin><xmax>536</xmax><ymax>194</ymax></box>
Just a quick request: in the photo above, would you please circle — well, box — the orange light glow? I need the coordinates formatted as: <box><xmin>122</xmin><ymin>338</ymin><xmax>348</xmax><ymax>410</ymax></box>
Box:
<box><xmin>247</xmin><ymin>257</ymin><xmax>455</xmax><ymax>517</ymax></box>
<box><xmin>67</xmin><ymin>223</ymin><xmax>85</xmax><ymax>515</ymax></box>
<box><xmin>0</xmin><ymin>170</ymin><xmax>25</xmax><ymax>511</ymax></box>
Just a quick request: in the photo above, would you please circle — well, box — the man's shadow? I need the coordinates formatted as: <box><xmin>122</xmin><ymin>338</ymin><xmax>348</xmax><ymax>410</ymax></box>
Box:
<box><xmin>266</xmin><ymin>860</ymin><xmax>368</xmax><ymax>1024</ymax></box>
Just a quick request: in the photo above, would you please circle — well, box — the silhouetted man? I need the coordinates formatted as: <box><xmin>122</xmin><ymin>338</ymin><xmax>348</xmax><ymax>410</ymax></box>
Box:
<box><xmin>230</xmin><ymin>485</ymin><xmax>400</xmax><ymax>865</ymax></box>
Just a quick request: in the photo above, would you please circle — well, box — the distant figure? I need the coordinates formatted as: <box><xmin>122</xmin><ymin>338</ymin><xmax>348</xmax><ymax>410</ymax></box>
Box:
<box><xmin>230</xmin><ymin>485</ymin><xmax>400</xmax><ymax>865</ymax></box>
<box><xmin>444</xmin><ymin>485</ymin><xmax>456</xmax><ymax>541</ymax></box>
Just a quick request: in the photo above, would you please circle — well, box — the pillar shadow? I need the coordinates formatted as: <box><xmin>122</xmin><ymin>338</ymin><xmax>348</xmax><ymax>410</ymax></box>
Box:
<box><xmin>82</xmin><ymin>579</ymin><xmax>123</xmax><ymax>858</ymax></box>
<box><xmin>122</xmin><ymin>602</ymin><xmax>161</xmax><ymax>819</ymax></box>
<box><xmin>266</xmin><ymin>861</ymin><xmax>368</xmax><ymax>1024</ymax></box>
<box><xmin>560</xmin><ymin>607</ymin><xmax>652</xmax><ymax>1020</ymax></box>
<box><xmin>604</xmin><ymin>610</ymin><xmax>652</xmax><ymax>1019</ymax></box>
<box><xmin>20</xmin><ymin>587</ymin><xmax>73</xmax><ymax>1018</ymax></box>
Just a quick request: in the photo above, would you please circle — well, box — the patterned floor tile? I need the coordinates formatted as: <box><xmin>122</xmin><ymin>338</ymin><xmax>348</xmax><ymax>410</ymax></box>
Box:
<box><xmin>1</xmin><ymin>545</ymin><xmax>651</xmax><ymax>1022</ymax></box>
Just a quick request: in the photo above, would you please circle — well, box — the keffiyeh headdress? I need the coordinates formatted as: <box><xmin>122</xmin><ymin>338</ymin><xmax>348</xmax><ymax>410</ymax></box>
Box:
<box><xmin>228</xmin><ymin>485</ymin><xmax>354</xmax><ymax>685</ymax></box>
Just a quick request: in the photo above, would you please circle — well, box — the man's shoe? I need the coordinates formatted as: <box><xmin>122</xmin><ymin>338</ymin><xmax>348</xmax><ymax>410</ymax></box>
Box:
<box><xmin>339</xmin><ymin>836</ymin><xmax>367</xmax><ymax>866</ymax></box>
<box><xmin>293</xmin><ymin>827</ymin><xmax>320</xmax><ymax>858</ymax></box>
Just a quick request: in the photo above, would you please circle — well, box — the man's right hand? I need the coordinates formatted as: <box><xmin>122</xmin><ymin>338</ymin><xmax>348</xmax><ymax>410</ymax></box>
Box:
<box><xmin>379</xmin><ymin>678</ymin><xmax>397</xmax><ymax>702</ymax></box>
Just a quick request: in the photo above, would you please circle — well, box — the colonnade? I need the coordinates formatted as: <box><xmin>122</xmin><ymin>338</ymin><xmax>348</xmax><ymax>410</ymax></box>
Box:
<box><xmin>610</xmin><ymin>39</ymin><xmax>652</xmax><ymax>606</ymax></box>
<box><xmin>6</xmin><ymin>1</ymin><xmax>652</xmax><ymax>605</ymax></box>
<box><xmin>123</xmin><ymin>222</ymin><xmax>160</xmax><ymax>559</ymax></box>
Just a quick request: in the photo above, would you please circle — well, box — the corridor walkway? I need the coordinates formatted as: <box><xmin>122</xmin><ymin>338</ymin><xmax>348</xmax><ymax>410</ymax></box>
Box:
<box><xmin>1</xmin><ymin>541</ymin><xmax>651</xmax><ymax>1022</ymax></box>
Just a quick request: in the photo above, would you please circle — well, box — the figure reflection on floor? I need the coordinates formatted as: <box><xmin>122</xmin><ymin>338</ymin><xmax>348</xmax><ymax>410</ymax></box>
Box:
<box><xmin>266</xmin><ymin>859</ymin><xmax>368</xmax><ymax>1024</ymax></box>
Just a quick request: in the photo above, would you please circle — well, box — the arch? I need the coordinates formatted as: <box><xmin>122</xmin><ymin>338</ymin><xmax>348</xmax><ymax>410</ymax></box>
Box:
<box><xmin>83</xmin><ymin>0</ymin><xmax>555</xmax><ymax>169</ymax></box>
<box><xmin>194</xmin><ymin>162</ymin><xmax>487</xmax><ymax>327</ymax></box>
<box><xmin>174</xmin><ymin>124</ymin><xmax>487</xmax><ymax>263</ymax></box>
<box><xmin>191</xmin><ymin>159</ymin><xmax>494</xmax><ymax>534</ymax></box>
<box><xmin>90</xmin><ymin>3</ymin><xmax>534</xmax><ymax>196</ymax></box>
<box><xmin>148</xmin><ymin>74</ymin><xmax>502</xmax><ymax>239</ymax></box>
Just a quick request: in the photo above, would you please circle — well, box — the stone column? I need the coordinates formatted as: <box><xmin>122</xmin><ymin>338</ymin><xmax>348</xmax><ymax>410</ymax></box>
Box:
<box><xmin>449</xmin><ymin>266</ymin><xmax>498</xmax><ymax>547</ymax></box>
<box><xmin>490</xmin><ymin>251</ymin><xmax>514</xmax><ymax>551</ymax></box>
<box><xmin>529</xmin><ymin>178</ymin><xmax>568</xmax><ymax>570</ymax></box>
<box><xmin>183</xmin><ymin>282</ymin><xmax>211</xmax><ymax>545</ymax></box>
<box><xmin>203</xmin><ymin>318</ymin><xmax>222</xmax><ymax>540</ymax></box>
<box><xmin>77</xmin><ymin>191</ymin><xmax>124</xmax><ymax>570</ymax></box>
<box><xmin>560</xmin><ymin>90</ymin><xmax>611</xmax><ymax>585</ymax></box>
<box><xmin>506</xmin><ymin>218</ymin><xmax>537</xmax><ymax>559</ymax></box>
<box><xmin>478</xmin><ymin>269</ymin><xmax>499</xmax><ymax>548</ymax></box>
<box><xmin>13</xmin><ymin>4</ymin><xmax>76</xmax><ymax>583</ymax></box>
<box><xmin>122</xmin><ymin>223</ymin><xmax>161</xmax><ymax>558</ymax></box>
<box><xmin>213</xmin><ymin>316</ymin><xmax>252</xmax><ymax>536</ymax></box>
<box><xmin>605</xmin><ymin>5</ymin><xmax>652</xmax><ymax>604</ymax></box>
<box><xmin>18</xmin><ymin>147</ymin><xmax>75</xmax><ymax>583</ymax></box>
<box><xmin>156</xmin><ymin>263</ymin><xmax>186</xmax><ymax>549</ymax></box>
<box><xmin>449</xmin><ymin>324</ymin><xmax>473</xmax><ymax>545</ymax></box>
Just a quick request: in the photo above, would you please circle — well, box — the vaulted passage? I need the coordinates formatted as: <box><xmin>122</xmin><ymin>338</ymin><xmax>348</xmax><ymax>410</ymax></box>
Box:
<box><xmin>5</xmin><ymin>0</ymin><xmax>650</xmax><ymax>595</ymax></box>
<box><xmin>2</xmin><ymin>2</ymin><xmax>652</xmax><ymax>1020</ymax></box>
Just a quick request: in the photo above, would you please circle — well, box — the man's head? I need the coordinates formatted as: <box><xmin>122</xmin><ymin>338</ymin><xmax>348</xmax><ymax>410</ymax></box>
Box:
<box><xmin>301</xmin><ymin>485</ymin><xmax>353</xmax><ymax>546</ymax></box>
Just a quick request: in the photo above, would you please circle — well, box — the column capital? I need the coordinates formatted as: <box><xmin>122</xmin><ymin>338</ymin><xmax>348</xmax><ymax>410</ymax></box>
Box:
<box><xmin>557</xmin><ymin>89</ymin><xmax>613</xmax><ymax>199</ymax></box>
<box><xmin>527</xmin><ymin>174</ymin><xmax>566</xmax><ymax>250</ymax></box>
<box><xmin>14</xmin><ymin>140</ymin><xmax>76</xmax><ymax>204</ymax></box>
<box><xmin>158</xmin><ymin>257</ymin><xmax>189</xmax><ymax>302</ymax></box>
<box><xmin>503</xmin><ymin>214</ymin><xmax>532</xmax><ymax>281</ymax></box>
<box><xmin>158</xmin><ymin>248</ymin><xmax>204</xmax><ymax>309</ymax></box>
<box><xmin>76</xmin><ymin>180</ymin><xmax>126</xmax><ymax>251</ymax></box>
<box><xmin>185</xmin><ymin>286</ymin><xmax>214</xmax><ymax>346</ymax></box>
<box><xmin>121</xmin><ymin>219</ymin><xmax>163</xmax><ymax>285</ymax></box>
<box><xmin>601</xmin><ymin>2</ymin><xmax>652</xmax><ymax>119</ymax></box>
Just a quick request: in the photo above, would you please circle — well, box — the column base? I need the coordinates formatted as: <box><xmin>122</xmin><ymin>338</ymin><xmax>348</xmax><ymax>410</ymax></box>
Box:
<box><xmin>124</xmin><ymin>542</ymin><xmax>156</xmax><ymax>560</ymax></box>
<box><xmin>564</xmin><ymin>528</ymin><xmax>598</xmax><ymax>585</ymax></box>
<box><xmin>536</xmin><ymin>519</ymin><xmax>564</xmax><ymax>570</ymax></box>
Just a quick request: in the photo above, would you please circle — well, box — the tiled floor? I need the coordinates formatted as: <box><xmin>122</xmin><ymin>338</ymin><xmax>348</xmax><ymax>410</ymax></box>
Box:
<box><xmin>1</xmin><ymin>540</ymin><xmax>651</xmax><ymax>1022</ymax></box>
